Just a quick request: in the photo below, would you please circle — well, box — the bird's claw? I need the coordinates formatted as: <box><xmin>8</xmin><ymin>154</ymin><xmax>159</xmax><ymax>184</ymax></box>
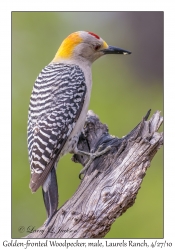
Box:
<box><xmin>79</xmin><ymin>144</ymin><xmax>112</xmax><ymax>179</ymax></box>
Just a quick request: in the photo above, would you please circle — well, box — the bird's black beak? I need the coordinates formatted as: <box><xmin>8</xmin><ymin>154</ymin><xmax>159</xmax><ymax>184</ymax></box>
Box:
<box><xmin>101</xmin><ymin>45</ymin><xmax>131</xmax><ymax>55</ymax></box>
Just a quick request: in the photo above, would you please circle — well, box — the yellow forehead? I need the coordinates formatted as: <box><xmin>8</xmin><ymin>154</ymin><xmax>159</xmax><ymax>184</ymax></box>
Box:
<box><xmin>103</xmin><ymin>40</ymin><xmax>108</xmax><ymax>49</ymax></box>
<box><xmin>53</xmin><ymin>33</ymin><xmax>83</xmax><ymax>60</ymax></box>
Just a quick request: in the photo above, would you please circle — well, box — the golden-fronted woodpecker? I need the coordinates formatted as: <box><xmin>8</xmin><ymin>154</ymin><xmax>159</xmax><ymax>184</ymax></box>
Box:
<box><xmin>27</xmin><ymin>31</ymin><xmax>131</xmax><ymax>225</ymax></box>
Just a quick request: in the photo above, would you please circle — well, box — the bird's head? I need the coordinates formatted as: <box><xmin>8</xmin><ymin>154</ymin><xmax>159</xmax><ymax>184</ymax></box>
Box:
<box><xmin>52</xmin><ymin>31</ymin><xmax>131</xmax><ymax>64</ymax></box>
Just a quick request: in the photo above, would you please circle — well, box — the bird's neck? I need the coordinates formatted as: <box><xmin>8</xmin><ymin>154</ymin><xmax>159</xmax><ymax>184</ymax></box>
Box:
<box><xmin>52</xmin><ymin>33</ymin><xmax>83</xmax><ymax>61</ymax></box>
<box><xmin>51</xmin><ymin>56</ymin><xmax>92</xmax><ymax>70</ymax></box>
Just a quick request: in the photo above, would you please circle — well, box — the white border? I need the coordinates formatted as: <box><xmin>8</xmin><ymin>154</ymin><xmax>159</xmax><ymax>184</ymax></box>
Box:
<box><xmin>1</xmin><ymin>1</ymin><xmax>175</xmax><ymax>249</ymax></box>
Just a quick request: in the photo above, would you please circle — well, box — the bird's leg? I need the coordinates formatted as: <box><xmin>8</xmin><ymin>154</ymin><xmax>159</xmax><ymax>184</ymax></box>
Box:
<box><xmin>42</xmin><ymin>167</ymin><xmax>58</xmax><ymax>226</ymax></box>
<box><xmin>74</xmin><ymin>145</ymin><xmax>112</xmax><ymax>179</ymax></box>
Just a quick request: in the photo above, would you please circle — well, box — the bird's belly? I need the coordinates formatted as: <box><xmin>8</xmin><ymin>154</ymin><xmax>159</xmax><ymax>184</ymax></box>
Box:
<box><xmin>60</xmin><ymin>90</ymin><xmax>90</xmax><ymax>157</ymax></box>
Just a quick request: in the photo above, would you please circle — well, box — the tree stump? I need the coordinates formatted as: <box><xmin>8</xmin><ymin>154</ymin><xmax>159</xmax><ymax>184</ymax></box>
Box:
<box><xmin>25</xmin><ymin>109</ymin><xmax>163</xmax><ymax>238</ymax></box>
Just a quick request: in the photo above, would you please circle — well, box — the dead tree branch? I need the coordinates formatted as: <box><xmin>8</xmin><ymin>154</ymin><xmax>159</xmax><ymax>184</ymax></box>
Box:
<box><xmin>25</xmin><ymin>110</ymin><xmax>163</xmax><ymax>238</ymax></box>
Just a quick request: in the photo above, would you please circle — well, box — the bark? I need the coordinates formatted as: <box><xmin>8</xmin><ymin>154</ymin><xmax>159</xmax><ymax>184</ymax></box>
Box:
<box><xmin>25</xmin><ymin>109</ymin><xmax>163</xmax><ymax>238</ymax></box>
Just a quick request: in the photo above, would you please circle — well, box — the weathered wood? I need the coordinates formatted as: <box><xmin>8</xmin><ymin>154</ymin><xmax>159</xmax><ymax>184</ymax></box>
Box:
<box><xmin>25</xmin><ymin>110</ymin><xmax>163</xmax><ymax>238</ymax></box>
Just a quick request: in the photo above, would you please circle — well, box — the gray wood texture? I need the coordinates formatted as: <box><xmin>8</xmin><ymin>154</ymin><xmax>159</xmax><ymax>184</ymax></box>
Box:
<box><xmin>25</xmin><ymin>110</ymin><xmax>163</xmax><ymax>238</ymax></box>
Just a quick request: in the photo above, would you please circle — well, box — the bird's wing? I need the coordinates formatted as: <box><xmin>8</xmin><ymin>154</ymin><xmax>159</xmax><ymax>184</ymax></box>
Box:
<box><xmin>27</xmin><ymin>63</ymin><xmax>86</xmax><ymax>192</ymax></box>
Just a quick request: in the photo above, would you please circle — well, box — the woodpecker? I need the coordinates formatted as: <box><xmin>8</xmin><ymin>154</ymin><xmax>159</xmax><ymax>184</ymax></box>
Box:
<box><xmin>27</xmin><ymin>31</ymin><xmax>131</xmax><ymax>225</ymax></box>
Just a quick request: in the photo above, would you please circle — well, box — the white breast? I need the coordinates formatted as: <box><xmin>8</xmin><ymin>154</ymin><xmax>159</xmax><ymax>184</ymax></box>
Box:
<box><xmin>59</xmin><ymin>60</ymin><xmax>93</xmax><ymax>158</ymax></box>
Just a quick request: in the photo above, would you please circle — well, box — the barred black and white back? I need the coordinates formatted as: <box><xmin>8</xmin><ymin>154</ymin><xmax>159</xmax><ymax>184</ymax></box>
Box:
<box><xmin>27</xmin><ymin>63</ymin><xmax>86</xmax><ymax>192</ymax></box>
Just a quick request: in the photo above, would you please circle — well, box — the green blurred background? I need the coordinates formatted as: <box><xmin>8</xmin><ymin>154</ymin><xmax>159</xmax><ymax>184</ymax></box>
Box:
<box><xmin>12</xmin><ymin>12</ymin><xmax>163</xmax><ymax>238</ymax></box>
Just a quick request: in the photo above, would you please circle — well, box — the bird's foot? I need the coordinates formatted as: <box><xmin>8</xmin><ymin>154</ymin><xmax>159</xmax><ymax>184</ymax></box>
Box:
<box><xmin>75</xmin><ymin>145</ymin><xmax>111</xmax><ymax>179</ymax></box>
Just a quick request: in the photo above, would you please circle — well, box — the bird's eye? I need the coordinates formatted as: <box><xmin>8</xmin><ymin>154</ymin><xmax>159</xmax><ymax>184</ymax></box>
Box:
<box><xmin>94</xmin><ymin>44</ymin><xmax>101</xmax><ymax>51</ymax></box>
